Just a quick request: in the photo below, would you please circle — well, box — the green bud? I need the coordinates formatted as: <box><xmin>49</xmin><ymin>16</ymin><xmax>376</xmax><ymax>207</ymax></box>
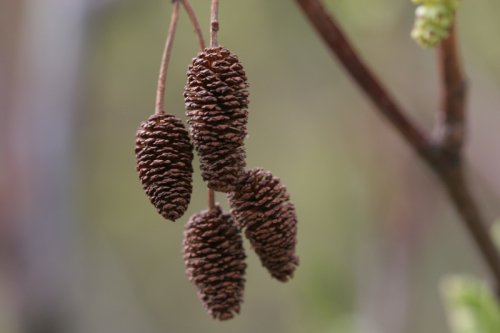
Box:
<box><xmin>411</xmin><ymin>0</ymin><xmax>460</xmax><ymax>48</ymax></box>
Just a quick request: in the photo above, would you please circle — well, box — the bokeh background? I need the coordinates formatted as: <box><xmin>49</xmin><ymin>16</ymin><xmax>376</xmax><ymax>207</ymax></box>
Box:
<box><xmin>2</xmin><ymin>0</ymin><xmax>500</xmax><ymax>332</ymax></box>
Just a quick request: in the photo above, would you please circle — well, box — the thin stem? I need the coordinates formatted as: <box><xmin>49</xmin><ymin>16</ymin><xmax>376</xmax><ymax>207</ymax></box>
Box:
<box><xmin>206</xmin><ymin>1</ymin><xmax>219</xmax><ymax>212</ymax></box>
<box><xmin>181</xmin><ymin>0</ymin><xmax>206</xmax><ymax>51</ymax></box>
<box><xmin>210</xmin><ymin>0</ymin><xmax>219</xmax><ymax>47</ymax></box>
<box><xmin>437</xmin><ymin>22</ymin><xmax>467</xmax><ymax>153</ymax></box>
<box><xmin>434</xmin><ymin>20</ymin><xmax>500</xmax><ymax>287</ymax></box>
<box><xmin>155</xmin><ymin>0</ymin><xmax>180</xmax><ymax>115</ymax></box>
<box><xmin>208</xmin><ymin>188</ymin><xmax>216</xmax><ymax>211</ymax></box>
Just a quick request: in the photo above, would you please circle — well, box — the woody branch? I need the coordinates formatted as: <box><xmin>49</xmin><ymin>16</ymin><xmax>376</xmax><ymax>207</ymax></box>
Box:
<box><xmin>292</xmin><ymin>0</ymin><xmax>500</xmax><ymax>292</ymax></box>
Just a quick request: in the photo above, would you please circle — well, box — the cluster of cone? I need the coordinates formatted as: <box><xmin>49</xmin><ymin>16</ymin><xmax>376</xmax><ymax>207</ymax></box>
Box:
<box><xmin>135</xmin><ymin>46</ymin><xmax>298</xmax><ymax>321</ymax></box>
<box><xmin>411</xmin><ymin>0</ymin><xmax>460</xmax><ymax>48</ymax></box>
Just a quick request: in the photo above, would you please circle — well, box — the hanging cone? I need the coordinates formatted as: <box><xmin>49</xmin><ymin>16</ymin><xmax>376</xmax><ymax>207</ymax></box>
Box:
<box><xmin>227</xmin><ymin>168</ymin><xmax>299</xmax><ymax>282</ymax></box>
<box><xmin>135</xmin><ymin>112</ymin><xmax>194</xmax><ymax>222</ymax></box>
<box><xmin>184</xmin><ymin>46</ymin><xmax>249</xmax><ymax>193</ymax></box>
<box><xmin>183</xmin><ymin>204</ymin><xmax>247</xmax><ymax>320</ymax></box>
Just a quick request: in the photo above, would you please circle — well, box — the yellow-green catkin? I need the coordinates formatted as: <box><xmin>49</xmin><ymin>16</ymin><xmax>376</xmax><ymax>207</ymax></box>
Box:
<box><xmin>411</xmin><ymin>0</ymin><xmax>460</xmax><ymax>49</ymax></box>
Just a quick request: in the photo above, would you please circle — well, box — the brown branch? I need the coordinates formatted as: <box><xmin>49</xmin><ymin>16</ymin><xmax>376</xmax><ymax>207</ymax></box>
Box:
<box><xmin>155</xmin><ymin>0</ymin><xmax>180</xmax><ymax>114</ymax></box>
<box><xmin>436</xmin><ymin>22</ymin><xmax>467</xmax><ymax>153</ymax></box>
<box><xmin>181</xmin><ymin>0</ymin><xmax>206</xmax><ymax>51</ymax></box>
<box><xmin>210</xmin><ymin>0</ymin><xmax>219</xmax><ymax>47</ymax></box>
<box><xmin>293</xmin><ymin>0</ymin><xmax>500</xmax><ymax>291</ymax></box>
<box><xmin>435</xmin><ymin>20</ymin><xmax>500</xmax><ymax>287</ymax></box>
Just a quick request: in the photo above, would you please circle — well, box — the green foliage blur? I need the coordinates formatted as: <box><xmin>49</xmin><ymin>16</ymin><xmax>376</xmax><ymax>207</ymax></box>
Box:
<box><xmin>441</xmin><ymin>275</ymin><xmax>500</xmax><ymax>333</ymax></box>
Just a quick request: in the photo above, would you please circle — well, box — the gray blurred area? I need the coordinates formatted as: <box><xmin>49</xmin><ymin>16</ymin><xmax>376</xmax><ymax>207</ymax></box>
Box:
<box><xmin>1</xmin><ymin>0</ymin><xmax>500</xmax><ymax>332</ymax></box>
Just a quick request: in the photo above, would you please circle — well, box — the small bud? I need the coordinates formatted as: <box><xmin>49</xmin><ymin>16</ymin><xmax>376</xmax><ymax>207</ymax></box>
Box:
<box><xmin>411</xmin><ymin>0</ymin><xmax>460</xmax><ymax>48</ymax></box>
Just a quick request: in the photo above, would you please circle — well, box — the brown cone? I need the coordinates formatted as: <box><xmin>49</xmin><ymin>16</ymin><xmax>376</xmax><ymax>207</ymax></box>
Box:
<box><xmin>184</xmin><ymin>46</ymin><xmax>249</xmax><ymax>193</ymax></box>
<box><xmin>183</xmin><ymin>204</ymin><xmax>247</xmax><ymax>321</ymax></box>
<box><xmin>227</xmin><ymin>168</ymin><xmax>299</xmax><ymax>282</ymax></box>
<box><xmin>135</xmin><ymin>112</ymin><xmax>194</xmax><ymax>222</ymax></box>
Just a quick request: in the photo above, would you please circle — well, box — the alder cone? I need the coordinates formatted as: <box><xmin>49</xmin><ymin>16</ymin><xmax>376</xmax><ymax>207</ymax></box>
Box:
<box><xmin>135</xmin><ymin>112</ymin><xmax>194</xmax><ymax>222</ymax></box>
<box><xmin>227</xmin><ymin>168</ymin><xmax>299</xmax><ymax>282</ymax></box>
<box><xmin>183</xmin><ymin>204</ymin><xmax>247</xmax><ymax>320</ymax></box>
<box><xmin>184</xmin><ymin>46</ymin><xmax>249</xmax><ymax>193</ymax></box>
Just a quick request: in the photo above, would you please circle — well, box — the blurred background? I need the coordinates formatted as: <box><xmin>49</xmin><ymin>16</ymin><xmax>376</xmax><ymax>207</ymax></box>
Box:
<box><xmin>1</xmin><ymin>0</ymin><xmax>500</xmax><ymax>332</ymax></box>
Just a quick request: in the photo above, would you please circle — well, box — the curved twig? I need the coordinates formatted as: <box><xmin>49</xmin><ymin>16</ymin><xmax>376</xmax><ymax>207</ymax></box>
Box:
<box><xmin>181</xmin><ymin>0</ymin><xmax>206</xmax><ymax>51</ymax></box>
<box><xmin>155</xmin><ymin>0</ymin><xmax>180</xmax><ymax>114</ymax></box>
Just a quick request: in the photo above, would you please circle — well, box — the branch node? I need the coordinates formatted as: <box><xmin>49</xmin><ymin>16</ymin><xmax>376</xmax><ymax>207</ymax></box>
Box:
<box><xmin>210</xmin><ymin>0</ymin><xmax>219</xmax><ymax>47</ymax></box>
<box><xmin>293</xmin><ymin>0</ymin><xmax>500</xmax><ymax>295</ymax></box>
<box><xmin>211</xmin><ymin>20</ymin><xmax>219</xmax><ymax>33</ymax></box>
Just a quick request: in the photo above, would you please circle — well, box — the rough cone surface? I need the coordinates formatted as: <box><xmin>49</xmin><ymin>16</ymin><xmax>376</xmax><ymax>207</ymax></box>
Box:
<box><xmin>135</xmin><ymin>112</ymin><xmax>193</xmax><ymax>222</ymax></box>
<box><xmin>228</xmin><ymin>168</ymin><xmax>299</xmax><ymax>282</ymax></box>
<box><xmin>183</xmin><ymin>204</ymin><xmax>247</xmax><ymax>320</ymax></box>
<box><xmin>184</xmin><ymin>46</ymin><xmax>249</xmax><ymax>192</ymax></box>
